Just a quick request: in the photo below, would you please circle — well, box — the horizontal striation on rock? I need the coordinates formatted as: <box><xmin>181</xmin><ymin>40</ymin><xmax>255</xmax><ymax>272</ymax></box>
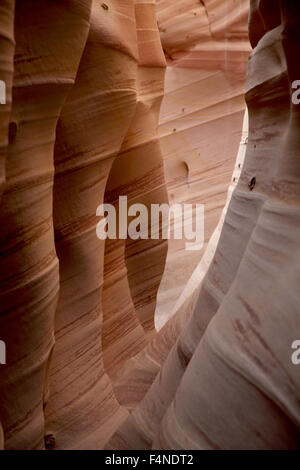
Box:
<box><xmin>0</xmin><ymin>0</ymin><xmax>92</xmax><ymax>449</ymax></box>
<box><xmin>108</xmin><ymin>0</ymin><xmax>300</xmax><ymax>450</ymax></box>
<box><xmin>0</xmin><ymin>2</ymin><xmax>15</xmax><ymax>448</ymax></box>
<box><xmin>44</xmin><ymin>0</ymin><xmax>140</xmax><ymax>450</ymax></box>
<box><xmin>102</xmin><ymin>0</ymin><xmax>168</xmax><ymax>386</ymax></box>
<box><xmin>154</xmin><ymin>0</ymin><xmax>251</xmax><ymax>328</ymax></box>
<box><xmin>1</xmin><ymin>0</ymin><xmax>299</xmax><ymax>452</ymax></box>
<box><xmin>105</xmin><ymin>108</ymin><xmax>248</xmax><ymax>415</ymax></box>
<box><xmin>0</xmin><ymin>0</ymin><xmax>15</xmax><ymax>202</ymax></box>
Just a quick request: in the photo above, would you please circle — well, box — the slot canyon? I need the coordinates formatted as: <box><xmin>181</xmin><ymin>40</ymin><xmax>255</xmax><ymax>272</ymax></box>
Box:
<box><xmin>0</xmin><ymin>0</ymin><xmax>299</xmax><ymax>451</ymax></box>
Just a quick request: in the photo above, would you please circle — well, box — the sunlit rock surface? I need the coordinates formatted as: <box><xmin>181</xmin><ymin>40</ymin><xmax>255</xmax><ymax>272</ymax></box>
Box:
<box><xmin>1</xmin><ymin>0</ymin><xmax>299</xmax><ymax>451</ymax></box>
<box><xmin>108</xmin><ymin>0</ymin><xmax>300</xmax><ymax>450</ymax></box>
<box><xmin>0</xmin><ymin>0</ymin><xmax>93</xmax><ymax>449</ymax></box>
<box><xmin>0</xmin><ymin>0</ymin><xmax>14</xmax><ymax>201</ymax></box>
<box><xmin>155</xmin><ymin>0</ymin><xmax>250</xmax><ymax>328</ymax></box>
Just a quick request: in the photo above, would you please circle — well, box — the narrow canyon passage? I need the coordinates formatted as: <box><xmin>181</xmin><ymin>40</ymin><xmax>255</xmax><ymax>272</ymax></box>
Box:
<box><xmin>0</xmin><ymin>0</ymin><xmax>299</xmax><ymax>451</ymax></box>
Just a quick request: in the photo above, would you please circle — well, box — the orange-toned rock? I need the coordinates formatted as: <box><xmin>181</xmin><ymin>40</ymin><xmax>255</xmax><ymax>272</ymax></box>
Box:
<box><xmin>107</xmin><ymin>0</ymin><xmax>250</xmax><ymax>421</ymax></box>
<box><xmin>2</xmin><ymin>0</ymin><xmax>300</xmax><ymax>452</ymax></box>
<box><xmin>0</xmin><ymin>2</ymin><xmax>15</xmax><ymax>451</ymax></box>
<box><xmin>0</xmin><ymin>0</ymin><xmax>92</xmax><ymax>450</ymax></box>
<box><xmin>44</xmin><ymin>0</ymin><xmax>139</xmax><ymax>450</ymax></box>
<box><xmin>0</xmin><ymin>423</ymin><xmax>3</xmax><ymax>450</ymax></box>
<box><xmin>0</xmin><ymin>0</ymin><xmax>15</xmax><ymax>200</ymax></box>
<box><xmin>109</xmin><ymin>0</ymin><xmax>300</xmax><ymax>450</ymax></box>
<box><xmin>108</xmin><ymin>109</ymin><xmax>248</xmax><ymax>412</ymax></box>
<box><xmin>155</xmin><ymin>0</ymin><xmax>250</xmax><ymax>327</ymax></box>
<box><xmin>102</xmin><ymin>0</ymin><xmax>168</xmax><ymax>381</ymax></box>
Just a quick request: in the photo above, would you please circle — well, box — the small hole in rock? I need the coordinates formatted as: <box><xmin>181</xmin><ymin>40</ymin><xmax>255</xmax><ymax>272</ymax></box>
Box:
<box><xmin>45</xmin><ymin>434</ymin><xmax>56</xmax><ymax>450</ymax></box>
<box><xmin>248</xmin><ymin>177</ymin><xmax>256</xmax><ymax>191</ymax></box>
<box><xmin>9</xmin><ymin>121</ymin><xmax>18</xmax><ymax>144</ymax></box>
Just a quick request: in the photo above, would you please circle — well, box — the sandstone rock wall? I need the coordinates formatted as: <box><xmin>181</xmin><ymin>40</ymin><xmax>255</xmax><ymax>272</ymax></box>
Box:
<box><xmin>0</xmin><ymin>0</ymin><xmax>167</xmax><ymax>450</ymax></box>
<box><xmin>0</xmin><ymin>1</ymin><xmax>15</xmax><ymax>448</ymax></box>
<box><xmin>105</xmin><ymin>109</ymin><xmax>248</xmax><ymax>413</ymax></box>
<box><xmin>102</xmin><ymin>0</ymin><xmax>168</xmax><ymax>385</ymax></box>
<box><xmin>44</xmin><ymin>0</ymin><xmax>139</xmax><ymax>450</ymax></box>
<box><xmin>155</xmin><ymin>0</ymin><xmax>250</xmax><ymax>327</ymax></box>
<box><xmin>0</xmin><ymin>0</ymin><xmax>14</xmax><ymax>200</ymax></box>
<box><xmin>1</xmin><ymin>0</ymin><xmax>299</xmax><ymax>451</ymax></box>
<box><xmin>0</xmin><ymin>0</ymin><xmax>93</xmax><ymax>449</ymax></box>
<box><xmin>108</xmin><ymin>0</ymin><xmax>300</xmax><ymax>450</ymax></box>
<box><xmin>107</xmin><ymin>0</ymin><xmax>250</xmax><ymax>415</ymax></box>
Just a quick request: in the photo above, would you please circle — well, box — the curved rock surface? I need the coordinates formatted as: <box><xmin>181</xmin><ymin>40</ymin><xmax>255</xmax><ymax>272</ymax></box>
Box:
<box><xmin>0</xmin><ymin>1</ymin><xmax>15</xmax><ymax>447</ymax></box>
<box><xmin>102</xmin><ymin>0</ymin><xmax>168</xmax><ymax>383</ymax></box>
<box><xmin>44</xmin><ymin>0</ymin><xmax>139</xmax><ymax>450</ymax></box>
<box><xmin>0</xmin><ymin>0</ymin><xmax>167</xmax><ymax>450</ymax></box>
<box><xmin>108</xmin><ymin>0</ymin><xmax>300</xmax><ymax>450</ymax></box>
<box><xmin>0</xmin><ymin>0</ymin><xmax>15</xmax><ymax>200</ymax></box>
<box><xmin>155</xmin><ymin>0</ymin><xmax>250</xmax><ymax>328</ymax></box>
<box><xmin>107</xmin><ymin>108</ymin><xmax>248</xmax><ymax>411</ymax></box>
<box><xmin>0</xmin><ymin>423</ymin><xmax>3</xmax><ymax>450</ymax></box>
<box><xmin>108</xmin><ymin>0</ymin><xmax>250</xmax><ymax>413</ymax></box>
<box><xmin>1</xmin><ymin>0</ymin><xmax>300</xmax><ymax>451</ymax></box>
<box><xmin>0</xmin><ymin>0</ymin><xmax>92</xmax><ymax>449</ymax></box>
